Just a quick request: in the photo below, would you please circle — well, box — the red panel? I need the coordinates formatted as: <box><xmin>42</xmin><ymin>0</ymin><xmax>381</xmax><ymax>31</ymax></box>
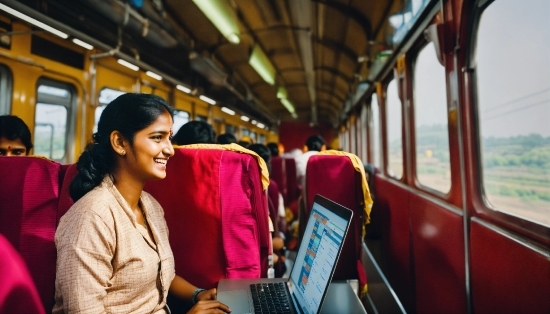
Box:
<box><xmin>470</xmin><ymin>220</ymin><xmax>550</xmax><ymax>313</ymax></box>
<box><xmin>284</xmin><ymin>158</ymin><xmax>298</xmax><ymax>204</ymax></box>
<box><xmin>373</xmin><ymin>175</ymin><xmax>415</xmax><ymax>311</ymax></box>
<box><xmin>278</xmin><ymin>121</ymin><xmax>334</xmax><ymax>151</ymax></box>
<box><xmin>409</xmin><ymin>193</ymin><xmax>466</xmax><ymax>313</ymax></box>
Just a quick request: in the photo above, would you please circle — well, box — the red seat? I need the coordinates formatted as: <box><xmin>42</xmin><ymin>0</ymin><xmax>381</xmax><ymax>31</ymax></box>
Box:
<box><xmin>57</xmin><ymin>163</ymin><xmax>77</xmax><ymax>225</ymax></box>
<box><xmin>0</xmin><ymin>233</ymin><xmax>45</xmax><ymax>314</ymax></box>
<box><xmin>267</xmin><ymin>179</ymin><xmax>280</xmax><ymax>235</ymax></box>
<box><xmin>301</xmin><ymin>153</ymin><xmax>372</xmax><ymax>295</ymax></box>
<box><xmin>0</xmin><ymin>156</ymin><xmax>62</xmax><ymax>312</ymax></box>
<box><xmin>270</xmin><ymin>157</ymin><xmax>287</xmax><ymax>205</ymax></box>
<box><xmin>144</xmin><ymin>145</ymin><xmax>271</xmax><ymax>289</ymax></box>
<box><xmin>284</xmin><ymin>158</ymin><xmax>298</xmax><ymax>206</ymax></box>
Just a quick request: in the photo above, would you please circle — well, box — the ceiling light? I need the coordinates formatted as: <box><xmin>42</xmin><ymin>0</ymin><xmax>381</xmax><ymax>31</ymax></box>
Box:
<box><xmin>176</xmin><ymin>85</ymin><xmax>191</xmax><ymax>93</ymax></box>
<box><xmin>276</xmin><ymin>86</ymin><xmax>287</xmax><ymax>99</ymax></box>
<box><xmin>192</xmin><ymin>0</ymin><xmax>240</xmax><ymax>44</ymax></box>
<box><xmin>249</xmin><ymin>45</ymin><xmax>276</xmax><ymax>85</ymax></box>
<box><xmin>72</xmin><ymin>38</ymin><xmax>93</xmax><ymax>50</ymax></box>
<box><xmin>146</xmin><ymin>71</ymin><xmax>162</xmax><ymax>80</ymax></box>
<box><xmin>0</xmin><ymin>4</ymin><xmax>68</xmax><ymax>39</ymax></box>
<box><xmin>240</xmin><ymin>115</ymin><xmax>250</xmax><ymax>122</ymax></box>
<box><xmin>251</xmin><ymin>120</ymin><xmax>257</xmax><ymax>125</ymax></box>
<box><xmin>221</xmin><ymin>107</ymin><xmax>235</xmax><ymax>115</ymax></box>
<box><xmin>199</xmin><ymin>95</ymin><xmax>216</xmax><ymax>105</ymax></box>
<box><xmin>257</xmin><ymin>123</ymin><xmax>265</xmax><ymax>129</ymax></box>
<box><xmin>281</xmin><ymin>98</ymin><xmax>298</xmax><ymax>119</ymax></box>
<box><xmin>117</xmin><ymin>59</ymin><xmax>139</xmax><ymax>71</ymax></box>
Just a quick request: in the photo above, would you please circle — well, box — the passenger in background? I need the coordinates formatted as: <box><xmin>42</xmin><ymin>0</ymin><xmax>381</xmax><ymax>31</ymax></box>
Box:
<box><xmin>247</xmin><ymin>143</ymin><xmax>287</xmax><ymax>276</ymax></box>
<box><xmin>55</xmin><ymin>94</ymin><xmax>229</xmax><ymax>314</ymax></box>
<box><xmin>216</xmin><ymin>132</ymin><xmax>237</xmax><ymax>144</ymax></box>
<box><xmin>266</xmin><ymin>142</ymin><xmax>279</xmax><ymax>157</ymax></box>
<box><xmin>172</xmin><ymin>120</ymin><xmax>215</xmax><ymax>145</ymax></box>
<box><xmin>282</xmin><ymin>147</ymin><xmax>302</xmax><ymax>159</ymax></box>
<box><xmin>295</xmin><ymin>135</ymin><xmax>326</xmax><ymax>187</ymax></box>
<box><xmin>0</xmin><ymin>115</ymin><xmax>33</xmax><ymax>156</ymax></box>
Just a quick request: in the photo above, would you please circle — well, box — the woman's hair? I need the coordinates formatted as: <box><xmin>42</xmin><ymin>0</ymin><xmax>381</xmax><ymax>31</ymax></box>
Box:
<box><xmin>0</xmin><ymin>115</ymin><xmax>33</xmax><ymax>153</ymax></box>
<box><xmin>69</xmin><ymin>93</ymin><xmax>174</xmax><ymax>202</ymax></box>
<box><xmin>172</xmin><ymin>120</ymin><xmax>215</xmax><ymax>145</ymax></box>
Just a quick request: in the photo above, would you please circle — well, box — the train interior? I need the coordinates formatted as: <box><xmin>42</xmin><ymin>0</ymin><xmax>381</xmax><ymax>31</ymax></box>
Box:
<box><xmin>0</xmin><ymin>0</ymin><xmax>549</xmax><ymax>313</ymax></box>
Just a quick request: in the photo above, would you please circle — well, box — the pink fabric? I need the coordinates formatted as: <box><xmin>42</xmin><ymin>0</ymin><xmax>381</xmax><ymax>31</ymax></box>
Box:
<box><xmin>0</xmin><ymin>234</ymin><xmax>45</xmax><ymax>314</ymax></box>
<box><xmin>56</xmin><ymin>163</ymin><xmax>77</xmax><ymax>225</ymax></box>
<box><xmin>284</xmin><ymin>158</ymin><xmax>298</xmax><ymax>205</ymax></box>
<box><xmin>270</xmin><ymin>157</ymin><xmax>287</xmax><ymax>204</ymax></box>
<box><xmin>304</xmin><ymin>155</ymin><xmax>367</xmax><ymax>289</ymax></box>
<box><xmin>0</xmin><ymin>156</ymin><xmax>61</xmax><ymax>312</ymax></box>
<box><xmin>144</xmin><ymin>147</ymin><xmax>270</xmax><ymax>289</ymax></box>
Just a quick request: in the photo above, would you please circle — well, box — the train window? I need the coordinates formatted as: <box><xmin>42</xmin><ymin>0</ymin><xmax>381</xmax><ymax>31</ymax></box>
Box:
<box><xmin>343</xmin><ymin>126</ymin><xmax>349</xmax><ymax>152</ymax></box>
<box><xmin>225</xmin><ymin>124</ymin><xmax>236</xmax><ymax>135</ymax></box>
<box><xmin>386</xmin><ymin>79</ymin><xmax>403</xmax><ymax>179</ymax></box>
<box><xmin>258</xmin><ymin>134</ymin><xmax>265</xmax><ymax>144</ymax></box>
<box><xmin>0</xmin><ymin>65</ymin><xmax>12</xmax><ymax>115</ymax></box>
<box><xmin>361</xmin><ymin>105</ymin><xmax>368</xmax><ymax>164</ymax></box>
<box><xmin>350</xmin><ymin>118</ymin><xmax>356</xmax><ymax>154</ymax></box>
<box><xmin>93</xmin><ymin>88</ymin><xmax>125</xmax><ymax>133</ymax></box>
<box><xmin>34</xmin><ymin>80</ymin><xmax>75</xmax><ymax>161</ymax></box>
<box><xmin>196</xmin><ymin>115</ymin><xmax>207</xmax><ymax>122</ymax></box>
<box><xmin>475</xmin><ymin>0</ymin><xmax>550</xmax><ymax>226</ymax></box>
<box><xmin>414</xmin><ymin>42</ymin><xmax>451</xmax><ymax>193</ymax></box>
<box><xmin>250</xmin><ymin>132</ymin><xmax>257</xmax><ymax>142</ymax></box>
<box><xmin>173</xmin><ymin>110</ymin><xmax>190</xmax><ymax>134</ymax></box>
<box><xmin>371</xmin><ymin>95</ymin><xmax>381</xmax><ymax>168</ymax></box>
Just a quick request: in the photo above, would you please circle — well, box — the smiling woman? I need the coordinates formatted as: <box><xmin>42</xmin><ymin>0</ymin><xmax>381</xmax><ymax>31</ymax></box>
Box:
<box><xmin>54</xmin><ymin>93</ymin><xmax>230</xmax><ymax>314</ymax></box>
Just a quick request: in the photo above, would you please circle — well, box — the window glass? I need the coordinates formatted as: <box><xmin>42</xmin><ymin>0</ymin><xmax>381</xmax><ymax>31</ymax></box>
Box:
<box><xmin>258</xmin><ymin>134</ymin><xmax>265</xmax><ymax>144</ymax></box>
<box><xmin>225</xmin><ymin>124</ymin><xmax>236</xmax><ymax>135</ymax></box>
<box><xmin>173</xmin><ymin>110</ymin><xmax>190</xmax><ymax>134</ymax></box>
<box><xmin>250</xmin><ymin>132</ymin><xmax>257</xmax><ymax>142</ymax></box>
<box><xmin>34</xmin><ymin>81</ymin><xmax>72</xmax><ymax>161</ymax></box>
<box><xmin>196</xmin><ymin>115</ymin><xmax>207</xmax><ymax>122</ymax></box>
<box><xmin>343</xmin><ymin>127</ymin><xmax>349</xmax><ymax>152</ymax></box>
<box><xmin>0</xmin><ymin>65</ymin><xmax>12</xmax><ymax>115</ymax></box>
<box><xmin>371</xmin><ymin>95</ymin><xmax>381</xmax><ymax>167</ymax></box>
<box><xmin>349</xmin><ymin>119</ymin><xmax>356</xmax><ymax>154</ymax></box>
<box><xmin>241</xmin><ymin>128</ymin><xmax>250</xmax><ymax>137</ymax></box>
<box><xmin>414</xmin><ymin>42</ymin><xmax>451</xmax><ymax>193</ymax></box>
<box><xmin>476</xmin><ymin>0</ymin><xmax>550</xmax><ymax>227</ymax></box>
<box><xmin>34</xmin><ymin>103</ymin><xmax>67</xmax><ymax>160</ymax></box>
<box><xmin>386</xmin><ymin>79</ymin><xmax>403</xmax><ymax>179</ymax></box>
<box><xmin>361</xmin><ymin>106</ymin><xmax>368</xmax><ymax>164</ymax></box>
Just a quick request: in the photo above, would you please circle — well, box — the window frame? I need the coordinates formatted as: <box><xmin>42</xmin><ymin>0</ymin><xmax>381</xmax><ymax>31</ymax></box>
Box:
<box><xmin>383</xmin><ymin>74</ymin><xmax>405</xmax><ymax>181</ymax></box>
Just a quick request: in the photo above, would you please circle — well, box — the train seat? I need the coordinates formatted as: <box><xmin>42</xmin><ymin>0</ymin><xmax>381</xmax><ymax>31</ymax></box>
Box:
<box><xmin>144</xmin><ymin>144</ymin><xmax>271</xmax><ymax>290</ymax></box>
<box><xmin>284</xmin><ymin>157</ymin><xmax>298</xmax><ymax>206</ymax></box>
<box><xmin>0</xmin><ymin>233</ymin><xmax>46</xmax><ymax>314</ymax></box>
<box><xmin>57</xmin><ymin>163</ymin><xmax>77</xmax><ymax>224</ymax></box>
<box><xmin>270</xmin><ymin>156</ymin><xmax>287</xmax><ymax>205</ymax></box>
<box><xmin>0</xmin><ymin>156</ymin><xmax>63</xmax><ymax>312</ymax></box>
<box><xmin>301</xmin><ymin>151</ymin><xmax>373</xmax><ymax>296</ymax></box>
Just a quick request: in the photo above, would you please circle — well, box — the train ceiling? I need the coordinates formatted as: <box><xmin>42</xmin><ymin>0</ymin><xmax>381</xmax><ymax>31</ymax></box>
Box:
<box><xmin>13</xmin><ymin>0</ymin><xmax>405</xmax><ymax>128</ymax></box>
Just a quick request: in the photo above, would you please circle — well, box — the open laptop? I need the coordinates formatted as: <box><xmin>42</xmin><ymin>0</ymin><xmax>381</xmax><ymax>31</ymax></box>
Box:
<box><xmin>217</xmin><ymin>194</ymin><xmax>353</xmax><ymax>314</ymax></box>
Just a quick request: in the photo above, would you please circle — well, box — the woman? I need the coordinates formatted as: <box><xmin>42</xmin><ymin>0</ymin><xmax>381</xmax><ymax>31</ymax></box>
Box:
<box><xmin>0</xmin><ymin>115</ymin><xmax>33</xmax><ymax>156</ymax></box>
<box><xmin>54</xmin><ymin>94</ymin><xmax>230</xmax><ymax>313</ymax></box>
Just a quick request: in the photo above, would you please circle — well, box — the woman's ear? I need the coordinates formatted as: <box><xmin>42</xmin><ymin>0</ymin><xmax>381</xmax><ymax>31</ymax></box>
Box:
<box><xmin>110</xmin><ymin>131</ymin><xmax>127</xmax><ymax>156</ymax></box>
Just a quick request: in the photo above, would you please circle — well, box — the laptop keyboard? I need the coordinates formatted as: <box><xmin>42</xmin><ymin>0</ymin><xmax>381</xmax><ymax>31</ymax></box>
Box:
<box><xmin>250</xmin><ymin>283</ymin><xmax>292</xmax><ymax>314</ymax></box>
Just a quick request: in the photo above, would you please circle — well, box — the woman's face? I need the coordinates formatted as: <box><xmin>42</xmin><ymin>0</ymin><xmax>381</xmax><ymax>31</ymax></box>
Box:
<box><xmin>122</xmin><ymin>111</ymin><xmax>175</xmax><ymax>182</ymax></box>
<box><xmin>0</xmin><ymin>137</ymin><xmax>27</xmax><ymax>156</ymax></box>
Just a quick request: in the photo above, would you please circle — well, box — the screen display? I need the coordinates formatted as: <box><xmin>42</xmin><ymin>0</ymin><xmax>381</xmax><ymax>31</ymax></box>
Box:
<box><xmin>289</xmin><ymin>202</ymin><xmax>348</xmax><ymax>314</ymax></box>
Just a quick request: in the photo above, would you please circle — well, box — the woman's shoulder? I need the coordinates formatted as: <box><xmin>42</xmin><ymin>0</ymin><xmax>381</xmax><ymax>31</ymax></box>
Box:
<box><xmin>141</xmin><ymin>191</ymin><xmax>164</xmax><ymax>214</ymax></box>
<box><xmin>61</xmin><ymin>185</ymin><xmax>115</xmax><ymax>224</ymax></box>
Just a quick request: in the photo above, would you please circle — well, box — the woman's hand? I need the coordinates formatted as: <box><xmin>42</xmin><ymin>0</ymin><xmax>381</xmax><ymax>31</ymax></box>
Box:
<box><xmin>187</xmin><ymin>300</ymin><xmax>231</xmax><ymax>314</ymax></box>
<box><xmin>197</xmin><ymin>288</ymin><xmax>217</xmax><ymax>302</ymax></box>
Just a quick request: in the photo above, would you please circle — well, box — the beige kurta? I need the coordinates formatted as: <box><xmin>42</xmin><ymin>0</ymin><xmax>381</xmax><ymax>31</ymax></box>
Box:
<box><xmin>53</xmin><ymin>176</ymin><xmax>176</xmax><ymax>314</ymax></box>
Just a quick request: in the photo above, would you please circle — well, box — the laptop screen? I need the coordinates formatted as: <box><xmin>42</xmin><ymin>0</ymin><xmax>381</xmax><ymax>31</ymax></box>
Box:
<box><xmin>288</xmin><ymin>196</ymin><xmax>351</xmax><ymax>314</ymax></box>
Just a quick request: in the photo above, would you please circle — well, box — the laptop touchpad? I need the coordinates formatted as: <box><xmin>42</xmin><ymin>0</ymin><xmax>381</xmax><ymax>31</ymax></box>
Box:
<box><xmin>217</xmin><ymin>289</ymin><xmax>252</xmax><ymax>314</ymax></box>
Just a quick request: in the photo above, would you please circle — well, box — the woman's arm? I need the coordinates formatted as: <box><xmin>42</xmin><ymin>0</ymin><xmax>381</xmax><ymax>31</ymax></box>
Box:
<box><xmin>169</xmin><ymin>276</ymin><xmax>231</xmax><ymax>313</ymax></box>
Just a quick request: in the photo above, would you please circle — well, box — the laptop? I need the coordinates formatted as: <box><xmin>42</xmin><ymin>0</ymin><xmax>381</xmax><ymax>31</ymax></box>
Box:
<box><xmin>217</xmin><ymin>194</ymin><xmax>353</xmax><ymax>314</ymax></box>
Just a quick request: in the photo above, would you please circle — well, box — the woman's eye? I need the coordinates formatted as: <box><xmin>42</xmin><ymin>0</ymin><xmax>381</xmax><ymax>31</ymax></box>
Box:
<box><xmin>152</xmin><ymin>135</ymin><xmax>162</xmax><ymax>141</ymax></box>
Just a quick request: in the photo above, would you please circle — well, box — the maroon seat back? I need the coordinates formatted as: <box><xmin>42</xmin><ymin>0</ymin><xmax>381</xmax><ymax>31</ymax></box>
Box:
<box><xmin>270</xmin><ymin>157</ymin><xmax>287</xmax><ymax>204</ymax></box>
<box><xmin>57</xmin><ymin>163</ymin><xmax>77</xmax><ymax>225</ymax></box>
<box><xmin>284</xmin><ymin>158</ymin><xmax>298</xmax><ymax>206</ymax></box>
<box><xmin>303</xmin><ymin>154</ymin><xmax>368</xmax><ymax>293</ymax></box>
<box><xmin>144</xmin><ymin>146</ymin><xmax>271</xmax><ymax>289</ymax></box>
<box><xmin>0</xmin><ymin>156</ymin><xmax>62</xmax><ymax>312</ymax></box>
<box><xmin>267</xmin><ymin>179</ymin><xmax>280</xmax><ymax>235</ymax></box>
<box><xmin>0</xmin><ymin>234</ymin><xmax>46</xmax><ymax>314</ymax></box>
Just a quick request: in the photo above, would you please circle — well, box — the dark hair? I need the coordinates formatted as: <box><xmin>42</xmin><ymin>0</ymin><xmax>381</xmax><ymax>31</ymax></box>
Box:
<box><xmin>248</xmin><ymin>143</ymin><xmax>271</xmax><ymax>173</ymax></box>
<box><xmin>172</xmin><ymin>120</ymin><xmax>215</xmax><ymax>145</ymax></box>
<box><xmin>266</xmin><ymin>142</ymin><xmax>279</xmax><ymax>157</ymax></box>
<box><xmin>305</xmin><ymin>134</ymin><xmax>325</xmax><ymax>151</ymax></box>
<box><xmin>0</xmin><ymin>115</ymin><xmax>33</xmax><ymax>153</ymax></box>
<box><xmin>217</xmin><ymin>132</ymin><xmax>237</xmax><ymax>144</ymax></box>
<box><xmin>69</xmin><ymin>93</ymin><xmax>174</xmax><ymax>202</ymax></box>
